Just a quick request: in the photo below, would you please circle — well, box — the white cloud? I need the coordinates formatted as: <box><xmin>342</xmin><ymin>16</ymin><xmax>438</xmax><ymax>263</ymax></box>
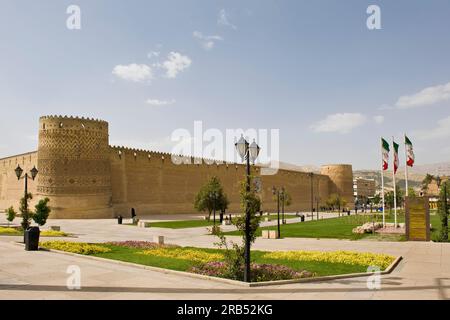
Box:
<box><xmin>193</xmin><ymin>31</ymin><xmax>223</xmax><ymax>50</ymax></box>
<box><xmin>162</xmin><ymin>52</ymin><xmax>192</xmax><ymax>78</ymax></box>
<box><xmin>218</xmin><ymin>9</ymin><xmax>237</xmax><ymax>30</ymax></box>
<box><xmin>416</xmin><ymin>116</ymin><xmax>450</xmax><ymax>140</ymax></box>
<box><xmin>112</xmin><ymin>64</ymin><xmax>153</xmax><ymax>83</ymax></box>
<box><xmin>373</xmin><ymin>115</ymin><xmax>384</xmax><ymax>124</ymax></box>
<box><xmin>311</xmin><ymin>113</ymin><xmax>367</xmax><ymax>134</ymax></box>
<box><xmin>395</xmin><ymin>82</ymin><xmax>450</xmax><ymax>109</ymax></box>
<box><xmin>146</xmin><ymin>99</ymin><xmax>176</xmax><ymax>106</ymax></box>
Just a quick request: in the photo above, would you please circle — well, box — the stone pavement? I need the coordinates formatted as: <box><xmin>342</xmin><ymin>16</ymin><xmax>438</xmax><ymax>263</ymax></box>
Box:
<box><xmin>0</xmin><ymin>216</ymin><xmax>449</xmax><ymax>300</ymax></box>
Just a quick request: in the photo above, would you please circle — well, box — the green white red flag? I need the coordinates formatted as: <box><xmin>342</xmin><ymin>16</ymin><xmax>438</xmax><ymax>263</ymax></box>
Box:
<box><xmin>405</xmin><ymin>135</ymin><xmax>415</xmax><ymax>167</ymax></box>
<box><xmin>393</xmin><ymin>140</ymin><xmax>400</xmax><ymax>174</ymax></box>
<box><xmin>381</xmin><ymin>138</ymin><xmax>390</xmax><ymax>171</ymax></box>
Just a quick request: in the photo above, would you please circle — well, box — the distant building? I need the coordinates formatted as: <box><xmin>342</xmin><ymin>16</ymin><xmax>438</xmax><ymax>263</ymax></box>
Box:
<box><xmin>353</xmin><ymin>177</ymin><xmax>376</xmax><ymax>204</ymax></box>
<box><xmin>423</xmin><ymin>176</ymin><xmax>449</xmax><ymax>197</ymax></box>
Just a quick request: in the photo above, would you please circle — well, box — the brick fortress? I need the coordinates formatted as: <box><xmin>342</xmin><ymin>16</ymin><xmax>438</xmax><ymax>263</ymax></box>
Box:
<box><xmin>0</xmin><ymin>116</ymin><xmax>354</xmax><ymax>218</ymax></box>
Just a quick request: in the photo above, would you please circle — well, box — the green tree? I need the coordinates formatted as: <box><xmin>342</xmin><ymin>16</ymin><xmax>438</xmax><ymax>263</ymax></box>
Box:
<box><xmin>194</xmin><ymin>176</ymin><xmax>229</xmax><ymax>221</ymax></box>
<box><xmin>326</xmin><ymin>193</ymin><xmax>346</xmax><ymax>212</ymax></box>
<box><xmin>5</xmin><ymin>206</ymin><xmax>17</xmax><ymax>226</ymax></box>
<box><xmin>422</xmin><ymin>174</ymin><xmax>435</xmax><ymax>193</ymax></box>
<box><xmin>372</xmin><ymin>194</ymin><xmax>381</xmax><ymax>206</ymax></box>
<box><xmin>385</xmin><ymin>191</ymin><xmax>395</xmax><ymax>213</ymax></box>
<box><xmin>19</xmin><ymin>192</ymin><xmax>33</xmax><ymax>230</ymax></box>
<box><xmin>214</xmin><ymin>176</ymin><xmax>262</xmax><ymax>281</ymax></box>
<box><xmin>281</xmin><ymin>190</ymin><xmax>292</xmax><ymax>208</ymax></box>
<box><xmin>385</xmin><ymin>185</ymin><xmax>405</xmax><ymax>212</ymax></box>
<box><xmin>408</xmin><ymin>187</ymin><xmax>417</xmax><ymax>199</ymax></box>
<box><xmin>32</xmin><ymin>198</ymin><xmax>51</xmax><ymax>226</ymax></box>
<box><xmin>437</xmin><ymin>181</ymin><xmax>449</xmax><ymax>242</ymax></box>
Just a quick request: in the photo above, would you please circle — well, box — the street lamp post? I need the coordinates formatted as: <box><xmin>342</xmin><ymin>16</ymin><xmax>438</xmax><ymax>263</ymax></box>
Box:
<box><xmin>272</xmin><ymin>186</ymin><xmax>282</xmax><ymax>238</ymax></box>
<box><xmin>235</xmin><ymin>135</ymin><xmax>260</xmax><ymax>283</ymax></box>
<box><xmin>281</xmin><ymin>187</ymin><xmax>286</xmax><ymax>224</ymax></box>
<box><xmin>15</xmin><ymin>165</ymin><xmax>38</xmax><ymax>232</ymax></box>
<box><xmin>309</xmin><ymin>172</ymin><xmax>314</xmax><ymax>220</ymax></box>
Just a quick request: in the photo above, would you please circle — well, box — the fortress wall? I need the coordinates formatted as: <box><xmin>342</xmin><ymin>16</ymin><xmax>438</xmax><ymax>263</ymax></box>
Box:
<box><xmin>0</xmin><ymin>116</ymin><xmax>353</xmax><ymax>218</ymax></box>
<box><xmin>0</xmin><ymin>152</ymin><xmax>39</xmax><ymax>212</ymax></box>
<box><xmin>109</xmin><ymin>147</ymin><xmax>332</xmax><ymax>216</ymax></box>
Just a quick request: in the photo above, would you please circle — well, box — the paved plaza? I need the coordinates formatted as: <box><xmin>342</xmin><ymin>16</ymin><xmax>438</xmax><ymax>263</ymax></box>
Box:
<box><xmin>0</xmin><ymin>215</ymin><xmax>449</xmax><ymax>300</ymax></box>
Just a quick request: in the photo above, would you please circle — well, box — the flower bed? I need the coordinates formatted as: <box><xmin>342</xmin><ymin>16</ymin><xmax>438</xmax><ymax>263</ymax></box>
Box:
<box><xmin>39</xmin><ymin>241</ymin><xmax>111</xmax><ymax>255</ymax></box>
<box><xmin>106</xmin><ymin>241</ymin><xmax>179</xmax><ymax>249</ymax></box>
<box><xmin>0</xmin><ymin>227</ymin><xmax>21</xmax><ymax>235</ymax></box>
<box><xmin>40</xmin><ymin>230</ymin><xmax>69</xmax><ymax>237</ymax></box>
<box><xmin>262</xmin><ymin>250</ymin><xmax>395</xmax><ymax>269</ymax></box>
<box><xmin>189</xmin><ymin>261</ymin><xmax>315</xmax><ymax>282</ymax></box>
<box><xmin>37</xmin><ymin>242</ymin><xmax>398</xmax><ymax>282</ymax></box>
<box><xmin>140</xmin><ymin>247</ymin><xmax>224</xmax><ymax>263</ymax></box>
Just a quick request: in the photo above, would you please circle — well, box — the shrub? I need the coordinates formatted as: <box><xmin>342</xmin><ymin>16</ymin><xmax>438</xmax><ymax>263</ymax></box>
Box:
<box><xmin>5</xmin><ymin>207</ymin><xmax>16</xmax><ymax>226</ymax></box>
<box><xmin>39</xmin><ymin>241</ymin><xmax>111</xmax><ymax>255</ymax></box>
<box><xmin>19</xmin><ymin>192</ymin><xmax>33</xmax><ymax>230</ymax></box>
<box><xmin>33</xmin><ymin>198</ymin><xmax>51</xmax><ymax>226</ymax></box>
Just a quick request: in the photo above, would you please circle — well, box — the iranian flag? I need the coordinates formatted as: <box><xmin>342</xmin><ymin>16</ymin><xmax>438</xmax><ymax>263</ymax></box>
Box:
<box><xmin>381</xmin><ymin>138</ymin><xmax>390</xmax><ymax>171</ymax></box>
<box><xmin>405</xmin><ymin>135</ymin><xmax>415</xmax><ymax>167</ymax></box>
<box><xmin>393</xmin><ymin>140</ymin><xmax>400</xmax><ymax>174</ymax></box>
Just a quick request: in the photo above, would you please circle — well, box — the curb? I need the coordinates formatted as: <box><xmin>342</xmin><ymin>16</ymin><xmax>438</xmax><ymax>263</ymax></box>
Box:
<box><xmin>11</xmin><ymin>241</ymin><xmax>402</xmax><ymax>288</ymax></box>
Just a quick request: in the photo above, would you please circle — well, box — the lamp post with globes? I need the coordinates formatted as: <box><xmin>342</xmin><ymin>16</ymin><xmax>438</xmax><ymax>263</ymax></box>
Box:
<box><xmin>235</xmin><ymin>134</ymin><xmax>260</xmax><ymax>283</ymax></box>
<box><xmin>14</xmin><ymin>165</ymin><xmax>38</xmax><ymax>230</ymax></box>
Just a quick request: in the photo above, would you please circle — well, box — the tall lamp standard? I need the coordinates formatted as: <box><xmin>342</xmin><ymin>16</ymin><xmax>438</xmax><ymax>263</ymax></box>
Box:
<box><xmin>281</xmin><ymin>187</ymin><xmax>286</xmax><ymax>224</ymax></box>
<box><xmin>15</xmin><ymin>165</ymin><xmax>38</xmax><ymax>230</ymax></box>
<box><xmin>272</xmin><ymin>186</ymin><xmax>283</xmax><ymax>237</ymax></box>
<box><xmin>235</xmin><ymin>135</ymin><xmax>260</xmax><ymax>283</ymax></box>
<box><xmin>308</xmin><ymin>172</ymin><xmax>314</xmax><ymax>220</ymax></box>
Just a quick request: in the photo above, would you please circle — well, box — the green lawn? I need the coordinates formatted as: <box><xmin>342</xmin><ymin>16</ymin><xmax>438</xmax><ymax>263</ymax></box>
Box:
<box><xmin>224</xmin><ymin>213</ymin><xmax>442</xmax><ymax>241</ymax></box>
<box><xmin>147</xmin><ymin>214</ymin><xmax>296</xmax><ymax>229</ymax></box>
<box><xmin>92</xmin><ymin>245</ymin><xmax>376</xmax><ymax>277</ymax></box>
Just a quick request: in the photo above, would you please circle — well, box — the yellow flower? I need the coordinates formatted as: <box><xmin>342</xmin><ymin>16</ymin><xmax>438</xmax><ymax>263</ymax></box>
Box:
<box><xmin>0</xmin><ymin>227</ymin><xmax>20</xmax><ymax>234</ymax></box>
<box><xmin>262</xmin><ymin>250</ymin><xmax>395</xmax><ymax>269</ymax></box>
<box><xmin>39</xmin><ymin>241</ymin><xmax>111</xmax><ymax>255</ymax></box>
<box><xmin>40</xmin><ymin>230</ymin><xmax>68</xmax><ymax>237</ymax></box>
<box><xmin>140</xmin><ymin>248</ymin><xmax>224</xmax><ymax>263</ymax></box>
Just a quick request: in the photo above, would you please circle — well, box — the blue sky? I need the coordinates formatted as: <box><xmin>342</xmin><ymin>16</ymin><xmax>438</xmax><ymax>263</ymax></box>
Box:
<box><xmin>1</xmin><ymin>0</ymin><xmax>450</xmax><ymax>169</ymax></box>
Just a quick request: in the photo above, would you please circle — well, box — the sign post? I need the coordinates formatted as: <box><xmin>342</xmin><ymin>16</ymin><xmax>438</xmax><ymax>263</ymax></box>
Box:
<box><xmin>405</xmin><ymin>197</ymin><xmax>430</xmax><ymax>241</ymax></box>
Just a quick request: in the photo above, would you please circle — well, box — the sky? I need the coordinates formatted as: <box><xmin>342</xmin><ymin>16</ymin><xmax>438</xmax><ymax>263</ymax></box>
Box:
<box><xmin>1</xmin><ymin>0</ymin><xmax>450</xmax><ymax>170</ymax></box>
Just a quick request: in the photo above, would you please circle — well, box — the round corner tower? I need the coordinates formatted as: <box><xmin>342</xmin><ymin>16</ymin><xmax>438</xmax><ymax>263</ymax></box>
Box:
<box><xmin>320</xmin><ymin>164</ymin><xmax>354</xmax><ymax>206</ymax></box>
<box><xmin>37</xmin><ymin>116</ymin><xmax>114</xmax><ymax>218</ymax></box>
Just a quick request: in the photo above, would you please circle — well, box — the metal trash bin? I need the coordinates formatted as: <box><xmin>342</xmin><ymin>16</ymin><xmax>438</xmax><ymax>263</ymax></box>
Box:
<box><xmin>118</xmin><ymin>215</ymin><xmax>123</xmax><ymax>225</ymax></box>
<box><xmin>300</xmin><ymin>216</ymin><xmax>305</xmax><ymax>222</ymax></box>
<box><xmin>25</xmin><ymin>227</ymin><xmax>40</xmax><ymax>251</ymax></box>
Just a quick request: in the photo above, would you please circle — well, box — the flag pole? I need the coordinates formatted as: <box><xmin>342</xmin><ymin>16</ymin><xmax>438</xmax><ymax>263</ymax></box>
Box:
<box><xmin>404</xmin><ymin>134</ymin><xmax>409</xmax><ymax>197</ymax></box>
<box><xmin>392</xmin><ymin>136</ymin><xmax>398</xmax><ymax>228</ymax></box>
<box><xmin>381</xmin><ymin>138</ymin><xmax>386</xmax><ymax>227</ymax></box>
